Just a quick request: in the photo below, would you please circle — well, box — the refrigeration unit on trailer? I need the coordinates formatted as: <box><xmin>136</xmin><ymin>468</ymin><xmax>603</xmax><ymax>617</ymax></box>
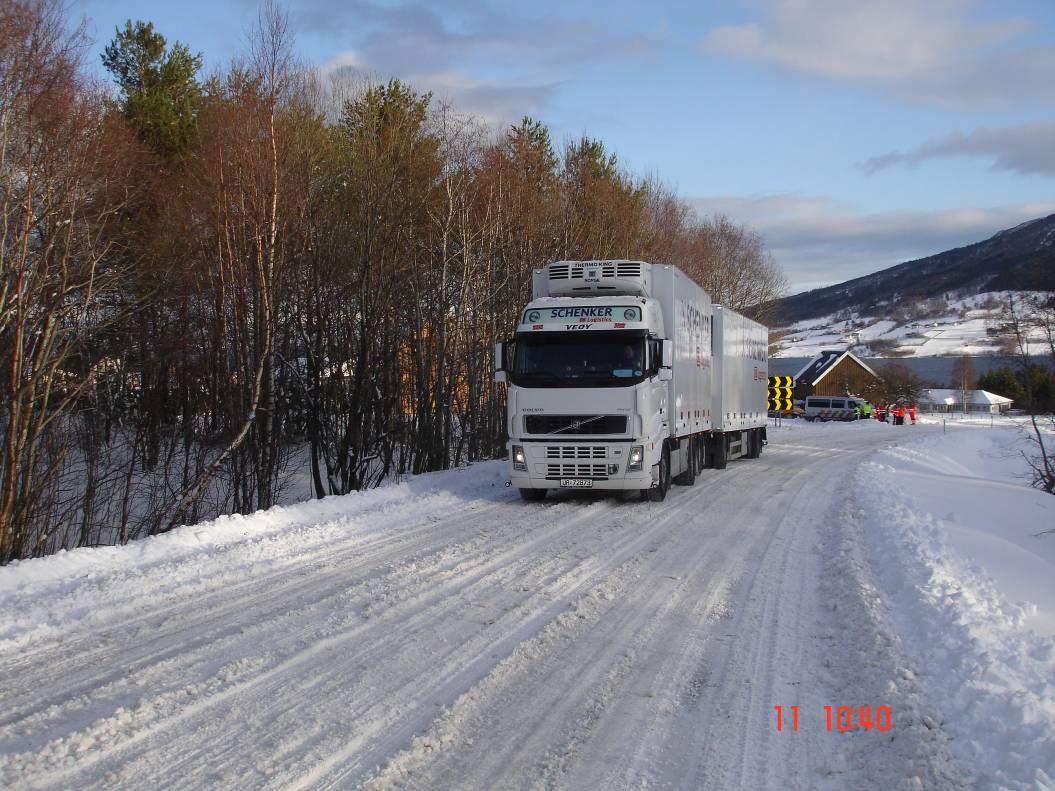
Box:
<box><xmin>494</xmin><ymin>260</ymin><xmax>769</xmax><ymax>502</ymax></box>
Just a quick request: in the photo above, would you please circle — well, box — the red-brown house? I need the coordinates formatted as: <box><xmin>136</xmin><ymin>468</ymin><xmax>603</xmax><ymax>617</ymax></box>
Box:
<box><xmin>793</xmin><ymin>350</ymin><xmax>881</xmax><ymax>400</ymax></box>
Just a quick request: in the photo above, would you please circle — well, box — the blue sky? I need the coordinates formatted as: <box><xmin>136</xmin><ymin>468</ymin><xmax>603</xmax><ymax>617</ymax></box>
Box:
<box><xmin>75</xmin><ymin>0</ymin><xmax>1055</xmax><ymax>293</ymax></box>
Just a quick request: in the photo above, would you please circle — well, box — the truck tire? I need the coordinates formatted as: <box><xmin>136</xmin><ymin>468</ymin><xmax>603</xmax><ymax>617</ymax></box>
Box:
<box><xmin>519</xmin><ymin>488</ymin><xmax>546</xmax><ymax>502</ymax></box>
<box><xmin>673</xmin><ymin>437</ymin><xmax>696</xmax><ymax>486</ymax></box>
<box><xmin>742</xmin><ymin>430</ymin><xmax>759</xmax><ymax>461</ymax></box>
<box><xmin>744</xmin><ymin>429</ymin><xmax>760</xmax><ymax>459</ymax></box>
<box><xmin>711</xmin><ymin>434</ymin><xmax>728</xmax><ymax>470</ymax></box>
<box><xmin>644</xmin><ymin>445</ymin><xmax>670</xmax><ymax>502</ymax></box>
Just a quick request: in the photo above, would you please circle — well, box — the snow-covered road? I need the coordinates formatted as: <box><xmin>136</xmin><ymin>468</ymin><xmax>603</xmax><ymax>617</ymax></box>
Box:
<box><xmin>1</xmin><ymin>422</ymin><xmax>1051</xmax><ymax>789</ymax></box>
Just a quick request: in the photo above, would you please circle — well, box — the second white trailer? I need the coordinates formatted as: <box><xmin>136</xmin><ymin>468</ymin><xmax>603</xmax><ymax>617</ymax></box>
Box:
<box><xmin>709</xmin><ymin>305</ymin><xmax>769</xmax><ymax>468</ymax></box>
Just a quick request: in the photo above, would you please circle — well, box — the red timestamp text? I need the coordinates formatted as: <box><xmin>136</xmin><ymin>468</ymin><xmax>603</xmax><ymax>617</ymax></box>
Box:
<box><xmin>773</xmin><ymin>705</ymin><xmax>893</xmax><ymax>732</ymax></box>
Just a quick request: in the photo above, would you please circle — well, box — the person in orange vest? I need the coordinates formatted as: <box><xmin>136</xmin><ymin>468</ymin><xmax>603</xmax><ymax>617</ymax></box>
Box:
<box><xmin>909</xmin><ymin>404</ymin><xmax>917</xmax><ymax>425</ymax></box>
<box><xmin>876</xmin><ymin>403</ymin><xmax>887</xmax><ymax>422</ymax></box>
<box><xmin>893</xmin><ymin>403</ymin><xmax>905</xmax><ymax>425</ymax></box>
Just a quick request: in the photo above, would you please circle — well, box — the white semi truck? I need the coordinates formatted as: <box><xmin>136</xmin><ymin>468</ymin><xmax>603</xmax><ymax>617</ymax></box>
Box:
<box><xmin>495</xmin><ymin>260</ymin><xmax>768</xmax><ymax>502</ymax></box>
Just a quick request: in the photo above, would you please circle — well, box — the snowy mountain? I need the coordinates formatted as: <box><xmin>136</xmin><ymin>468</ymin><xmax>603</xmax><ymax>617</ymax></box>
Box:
<box><xmin>771</xmin><ymin>290</ymin><xmax>1050</xmax><ymax>359</ymax></box>
<box><xmin>779</xmin><ymin>213</ymin><xmax>1055</xmax><ymax>325</ymax></box>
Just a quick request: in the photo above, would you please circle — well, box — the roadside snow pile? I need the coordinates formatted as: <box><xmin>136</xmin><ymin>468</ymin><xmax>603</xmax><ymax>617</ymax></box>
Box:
<box><xmin>0</xmin><ymin>462</ymin><xmax>509</xmax><ymax>651</ymax></box>
<box><xmin>855</xmin><ymin>424</ymin><xmax>1055</xmax><ymax>789</ymax></box>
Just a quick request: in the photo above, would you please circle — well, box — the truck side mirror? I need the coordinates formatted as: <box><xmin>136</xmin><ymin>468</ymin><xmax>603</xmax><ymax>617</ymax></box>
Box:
<box><xmin>494</xmin><ymin>340</ymin><xmax>512</xmax><ymax>383</ymax></box>
<box><xmin>661</xmin><ymin>339</ymin><xmax>673</xmax><ymax>368</ymax></box>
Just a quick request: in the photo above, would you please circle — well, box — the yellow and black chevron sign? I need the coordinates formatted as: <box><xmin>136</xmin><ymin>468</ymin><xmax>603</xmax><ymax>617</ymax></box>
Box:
<box><xmin>768</xmin><ymin>375</ymin><xmax>793</xmax><ymax>406</ymax></box>
<box><xmin>767</xmin><ymin>376</ymin><xmax>793</xmax><ymax>411</ymax></box>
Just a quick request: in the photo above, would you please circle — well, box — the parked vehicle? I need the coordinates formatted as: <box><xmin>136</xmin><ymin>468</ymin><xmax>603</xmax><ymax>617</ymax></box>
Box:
<box><xmin>495</xmin><ymin>260</ymin><xmax>768</xmax><ymax>502</ymax></box>
<box><xmin>803</xmin><ymin>395</ymin><xmax>868</xmax><ymax>421</ymax></box>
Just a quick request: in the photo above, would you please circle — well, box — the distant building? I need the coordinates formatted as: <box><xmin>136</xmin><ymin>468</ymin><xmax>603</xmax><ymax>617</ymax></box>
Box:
<box><xmin>791</xmin><ymin>349</ymin><xmax>880</xmax><ymax>400</ymax></box>
<box><xmin>918</xmin><ymin>388</ymin><xmax>1013</xmax><ymax>414</ymax></box>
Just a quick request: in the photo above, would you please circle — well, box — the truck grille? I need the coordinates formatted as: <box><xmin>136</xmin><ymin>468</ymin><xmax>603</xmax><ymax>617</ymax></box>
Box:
<box><xmin>546</xmin><ymin>463</ymin><xmax>609</xmax><ymax>479</ymax></box>
<box><xmin>545</xmin><ymin>445</ymin><xmax>606</xmax><ymax>459</ymax></box>
<box><xmin>525</xmin><ymin>415</ymin><xmax>627</xmax><ymax>435</ymax></box>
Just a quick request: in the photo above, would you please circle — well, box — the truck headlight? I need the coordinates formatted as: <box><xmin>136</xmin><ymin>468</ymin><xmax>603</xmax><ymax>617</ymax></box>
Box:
<box><xmin>512</xmin><ymin>445</ymin><xmax>527</xmax><ymax>471</ymax></box>
<box><xmin>627</xmin><ymin>445</ymin><xmax>644</xmax><ymax>472</ymax></box>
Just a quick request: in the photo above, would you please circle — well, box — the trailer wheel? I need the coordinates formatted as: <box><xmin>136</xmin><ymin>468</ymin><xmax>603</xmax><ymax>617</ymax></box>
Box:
<box><xmin>644</xmin><ymin>445</ymin><xmax>670</xmax><ymax>502</ymax></box>
<box><xmin>519</xmin><ymin>488</ymin><xmax>546</xmax><ymax>502</ymax></box>
<box><xmin>712</xmin><ymin>434</ymin><xmax>728</xmax><ymax>470</ymax></box>
<box><xmin>673</xmin><ymin>437</ymin><xmax>696</xmax><ymax>486</ymax></box>
<box><xmin>744</xmin><ymin>429</ymin><xmax>761</xmax><ymax>459</ymax></box>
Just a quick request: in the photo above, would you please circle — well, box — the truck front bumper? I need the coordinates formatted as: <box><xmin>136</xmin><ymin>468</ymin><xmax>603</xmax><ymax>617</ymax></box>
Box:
<box><xmin>508</xmin><ymin>440</ymin><xmax>656</xmax><ymax>490</ymax></box>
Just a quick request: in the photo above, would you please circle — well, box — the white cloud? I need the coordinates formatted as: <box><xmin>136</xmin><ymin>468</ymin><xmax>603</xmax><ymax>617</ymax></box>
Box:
<box><xmin>700</xmin><ymin>0</ymin><xmax>1055</xmax><ymax>109</ymax></box>
<box><xmin>320</xmin><ymin>54</ymin><xmax>560</xmax><ymax>127</ymax></box>
<box><xmin>321</xmin><ymin>51</ymin><xmax>363</xmax><ymax>74</ymax></box>
<box><xmin>299</xmin><ymin>1</ymin><xmax>666</xmax><ymax>124</ymax></box>
<box><xmin>689</xmin><ymin>194</ymin><xmax>1055</xmax><ymax>292</ymax></box>
<box><xmin>862</xmin><ymin>121</ymin><xmax>1055</xmax><ymax>177</ymax></box>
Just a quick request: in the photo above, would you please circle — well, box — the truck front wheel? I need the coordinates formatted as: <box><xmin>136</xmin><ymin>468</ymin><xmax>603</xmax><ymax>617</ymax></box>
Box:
<box><xmin>673</xmin><ymin>437</ymin><xmax>696</xmax><ymax>486</ymax></box>
<box><xmin>519</xmin><ymin>488</ymin><xmax>547</xmax><ymax>502</ymax></box>
<box><xmin>644</xmin><ymin>445</ymin><xmax>670</xmax><ymax>502</ymax></box>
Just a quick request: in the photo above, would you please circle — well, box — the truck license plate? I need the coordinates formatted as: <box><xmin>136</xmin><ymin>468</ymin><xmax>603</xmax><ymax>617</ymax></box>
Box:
<box><xmin>560</xmin><ymin>479</ymin><xmax>593</xmax><ymax>488</ymax></box>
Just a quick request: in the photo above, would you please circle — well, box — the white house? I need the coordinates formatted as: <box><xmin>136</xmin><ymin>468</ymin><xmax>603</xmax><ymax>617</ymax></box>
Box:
<box><xmin>918</xmin><ymin>388</ymin><xmax>1013</xmax><ymax>414</ymax></box>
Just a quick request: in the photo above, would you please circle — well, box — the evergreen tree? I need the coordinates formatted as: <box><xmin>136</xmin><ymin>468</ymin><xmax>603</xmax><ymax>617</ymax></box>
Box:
<box><xmin>102</xmin><ymin>20</ymin><xmax>202</xmax><ymax>161</ymax></box>
<box><xmin>978</xmin><ymin>367</ymin><xmax>1025</xmax><ymax>404</ymax></box>
<box><xmin>1021</xmin><ymin>364</ymin><xmax>1055</xmax><ymax>413</ymax></box>
<box><xmin>505</xmin><ymin>117</ymin><xmax>558</xmax><ymax>191</ymax></box>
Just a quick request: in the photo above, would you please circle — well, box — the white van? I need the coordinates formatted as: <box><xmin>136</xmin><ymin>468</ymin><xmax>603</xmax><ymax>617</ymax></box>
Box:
<box><xmin>803</xmin><ymin>395</ymin><xmax>863</xmax><ymax>421</ymax></box>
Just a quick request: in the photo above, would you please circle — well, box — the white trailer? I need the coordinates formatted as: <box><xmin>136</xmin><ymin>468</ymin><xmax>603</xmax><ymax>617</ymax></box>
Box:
<box><xmin>709</xmin><ymin>305</ymin><xmax>769</xmax><ymax>468</ymax></box>
<box><xmin>496</xmin><ymin>260</ymin><xmax>767</xmax><ymax>502</ymax></box>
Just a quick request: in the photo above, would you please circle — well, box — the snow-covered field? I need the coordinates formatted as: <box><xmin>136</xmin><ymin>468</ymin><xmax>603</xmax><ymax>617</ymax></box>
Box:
<box><xmin>1</xmin><ymin>420</ymin><xmax>1053</xmax><ymax>789</ymax></box>
<box><xmin>773</xmin><ymin>291</ymin><xmax>1051</xmax><ymax>358</ymax></box>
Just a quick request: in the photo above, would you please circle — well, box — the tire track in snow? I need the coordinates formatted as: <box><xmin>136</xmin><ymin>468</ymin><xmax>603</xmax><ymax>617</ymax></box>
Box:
<box><xmin>550</xmin><ymin>442</ymin><xmax>838</xmax><ymax>791</ymax></box>
<box><xmin>355</xmin><ymin>471</ymin><xmax>759</xmax><ymax>790</ymax></box>
<box><xmin>5</xmin><ymin>482</ymin><xmax>726</xmax><ymax>788</ymax></box>
<box><xmin>0</xmin><ymin>496</ymin><xmax>516</xmax><ymax>735</ymax></box>
<box><xmin>0</xmin><ymin>484</ymin><xmax>505</xmax><ymax>651</ymax></box>
<box><xmin>0</xmin><ymin>496</ymin><xmax>615</xmax><ymax>787</ymax></box>
<box><xmin>112</xmin><ymin>481</ymin><xmax>735</xmax><ymax>790</ymax></box>
<box><xmin>0</xmin><ymin>426</ymin><xmax>957</xmax><ymax>790</ymax></box>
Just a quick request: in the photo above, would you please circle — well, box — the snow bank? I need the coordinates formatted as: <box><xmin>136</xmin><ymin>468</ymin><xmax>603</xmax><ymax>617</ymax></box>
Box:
<box><xmin>855</xmin><ymin>425</ymin><xmax>1055</xmax><ymax>789</ymax></box>
<box><xmin>0</xmin><ymin>462</ymin><xmax>510</xmax><ymax>649</ymax></box>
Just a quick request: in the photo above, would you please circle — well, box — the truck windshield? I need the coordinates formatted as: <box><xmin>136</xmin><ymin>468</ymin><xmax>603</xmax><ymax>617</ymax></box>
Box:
<box><xmin>512</xmin><ymin>333</ymin><xmax>648</xmax><ymax>388</ymax></box>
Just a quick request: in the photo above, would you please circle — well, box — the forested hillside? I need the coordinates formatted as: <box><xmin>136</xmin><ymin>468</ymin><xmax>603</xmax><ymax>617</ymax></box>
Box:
<box><xmin>0</xmin><ymin>0</ymin><xmax>784</xmax><ymax>562</ymax></box>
